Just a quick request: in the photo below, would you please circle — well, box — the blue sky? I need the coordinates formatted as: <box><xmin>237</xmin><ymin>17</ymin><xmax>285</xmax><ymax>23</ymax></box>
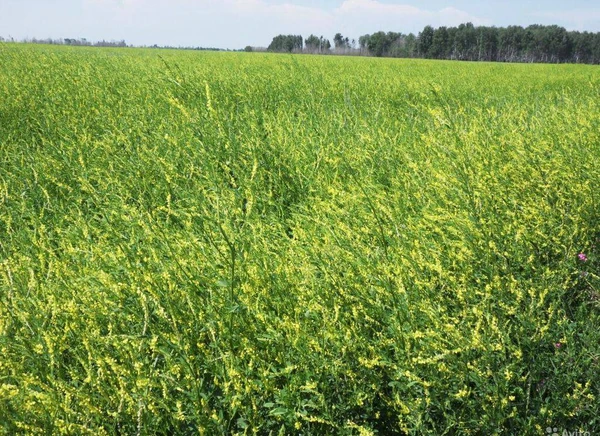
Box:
<box><xmin>1</xmin><ymin>0</ymin><xmax>599</xmax><ymax>49</ymax></box>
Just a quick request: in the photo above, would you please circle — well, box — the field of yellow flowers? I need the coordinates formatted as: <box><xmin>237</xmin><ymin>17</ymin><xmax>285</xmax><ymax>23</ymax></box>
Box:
<box><xmin>1</xmin><ymin>43</ymin><xmax>599</xmax><ymax>434</ymax></box>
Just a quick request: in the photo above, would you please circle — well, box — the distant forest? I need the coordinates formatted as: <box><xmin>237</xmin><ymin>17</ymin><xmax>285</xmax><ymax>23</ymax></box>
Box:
<box><xmin>4</xmin><ymin>22</ymin><xmax>600</xmax><ymax>64</ymax></box>
<box><xmin>0</xmin><ymin>36</ymin><xmax>233</xmax><ymax>52</ymax></box>
<box><xmin>265</xmin><ymin>23</ymin><xmax>600</xmax><ymax>64</ymax></box>
<box><xmin>0</xmin><ymin>37</ymin><xmax>129</xmax><ymax>48</ymax></box>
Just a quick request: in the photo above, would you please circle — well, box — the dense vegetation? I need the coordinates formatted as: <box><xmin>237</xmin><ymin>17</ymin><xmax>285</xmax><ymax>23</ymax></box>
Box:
<box><xmin>360</xmin><ymin>23</ymin><xmax>600</xmax><ymax>63</ymax></box>
<box><xmin>0</xmin><ymin>36</ymin><xmax>233</xmax><ymax>52</ymax></box>
<box><xmin>267</xmin><ymin>35</ymin><xmax>304</xmax><ymax>53</ymax></box>
<box><xmin>0</xmin><ymin>43</ymin><xmax>599</xmax><ymax>435</ymax></box>
<box><xmin>268</xmin><ymin>23</ymin><xmax>600</xmax><ymax>64</ymax></box>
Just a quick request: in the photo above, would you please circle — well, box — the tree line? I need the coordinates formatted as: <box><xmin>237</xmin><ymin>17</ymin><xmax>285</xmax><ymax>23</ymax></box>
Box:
<box><xmin>266</xmin><ymin>23</ymin><xmax>600</xmax><ymax>64</ymax></box>
<box><xmin>0</xmin><ymin>36</ymin><xmax>235</xmax><ymax>52</ymax></box>
<box><xmin>0</xmin><ymin>36</ymin><xmax>128</xmax><ymax>48</ymax></box>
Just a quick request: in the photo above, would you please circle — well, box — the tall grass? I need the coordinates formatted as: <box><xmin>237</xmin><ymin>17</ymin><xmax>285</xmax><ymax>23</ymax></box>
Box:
<box><xmin>0</xmin><ymin>44</ymin><xmax>599</xmax><ymax>434</ymax></box>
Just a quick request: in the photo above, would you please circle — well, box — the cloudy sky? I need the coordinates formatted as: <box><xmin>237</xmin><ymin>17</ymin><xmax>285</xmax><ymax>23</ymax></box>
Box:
<box><xmin>1</xmin><ymin>0</ymin><xmax>599</xmax><ymax>49</ymax></box>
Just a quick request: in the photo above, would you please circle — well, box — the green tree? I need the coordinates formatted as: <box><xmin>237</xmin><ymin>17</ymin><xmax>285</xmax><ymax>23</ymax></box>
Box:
<box><xmin>367</xmin><ymin>31</ymin><xmax>393</xmax><ymax>57</ymax></box>
<box><xmin>418</xmin><ymin>25</ymin><xmax>435</xmax><ymax>58</ymax></box>
<box><xmin>572</xmin><ymin>31</ymin><xmax>594</xmax><ymax>63</ymax></box>
<box><xmin>268</xmin><ymin>35</ymin><xmax>303</xmax><ymax>53</ymax></box>
<box><xmin>498</xmin><ymin>25</ymin><xmax>526</xmax><ymax>62</ymax></box>
<box><xmin>305</xmin><ymin>34</ymin><xmax>320</xmax><ymax>51</ymax></box>
<box><xmin>477</xmin><ymin>26</ymin><xmax>499</xmax><ymax>61</ymax></box>
<box><xmin>454</xmin><ymin>22</ymin><xmax>477</xmax><ymax>60</ymax></box>
<box><xmin>333</xmin><ymin>33</ymin><xmax>350</xmax><ymax>50</ymax></box>
<box><xmin>305</xmin><ymin>34</ymin><xmax>330</xmax><ymax>53</ymax></box>
<box><xmin>359</xmin><ymin>34</ymin><xmax>371</xmax><ymax>51</ymax></box>
<box><xmin>430</xmin><ymin>26</ymin><xmax>450</xmax><ymax>59</ymax></box>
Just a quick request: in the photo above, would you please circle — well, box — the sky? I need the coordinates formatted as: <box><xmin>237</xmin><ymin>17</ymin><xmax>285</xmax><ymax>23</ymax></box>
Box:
<box><xmin>1</xmin><ymin>0</ymin><xmax>599</xmax><ymax>49</ymax></box>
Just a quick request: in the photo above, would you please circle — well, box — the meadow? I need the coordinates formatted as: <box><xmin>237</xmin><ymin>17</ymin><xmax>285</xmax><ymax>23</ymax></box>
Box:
<box><xmin>0</xmin><ymin>43</ymin><xmax>599</xmax><ymax>434</ymax></box>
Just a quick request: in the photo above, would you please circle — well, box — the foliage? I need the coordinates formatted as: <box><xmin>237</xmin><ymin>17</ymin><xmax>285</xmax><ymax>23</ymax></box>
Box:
<box><xmin>268</xmin><ymin>35</ymin><xmax>303</xmax><ymax>53</ymax></box>
<box><xmin>333</xmin><ymin>33</ymin><xmax>351</xmax><ymax>50</ymax></box>
<box><xmin>1</xmin><ymin>44</ymin><xmax>599</xmax><ymax>435</ymax></box>
<box><xmin>305</xmin><ymin>35</ymin><xmax>331</xmax><ymax>53</ymax></box>
<box><xmin>359</xmin><ymin>23</ymin><xmax>600</xmax><ymax>63</ymax></box>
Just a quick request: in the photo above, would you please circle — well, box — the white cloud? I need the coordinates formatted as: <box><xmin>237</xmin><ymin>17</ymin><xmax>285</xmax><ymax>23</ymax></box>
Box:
<box><xmin>4</xmin><ymin>0</ymin><xmax>600</xmax><ymax>49</ymax></box>
<box><xmin>80</xmin><ymin>0</ymin><xmax>335</xmax><ymax>47</ymax></box>
<box><xmin>335</xmin><ymin>1</ymin><xmax>488</xmax><ymax>35</ymax></box>
<box><xmin>228</xmin><ymin>0</ymin><xmax>333</xmax><ymax>36</ymax></box>
<box><xmin>5</xmin><ymin>0</ymin><xmax>489</xmax><ymax>48</ymax></box>
<box><xmin>338</xmin><ymin>0</ymin><xmax>423</xmax><ymax>17</ymax></box>
<box><xmin>531</xmin><ymin>8</ymin><xmax>600</xmax><ymax>31</ymax></box>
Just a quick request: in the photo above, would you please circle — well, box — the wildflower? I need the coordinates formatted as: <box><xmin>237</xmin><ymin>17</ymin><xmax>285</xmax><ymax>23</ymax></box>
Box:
<box><xmin>578</xmin><ymin>253</ymin><xmax>588</xmax><ymax>262</ymax></box>
<box><xmin>554</xmin><ymin>342</ymin><xmax>562</xmax><ymax>349</ymax></box>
